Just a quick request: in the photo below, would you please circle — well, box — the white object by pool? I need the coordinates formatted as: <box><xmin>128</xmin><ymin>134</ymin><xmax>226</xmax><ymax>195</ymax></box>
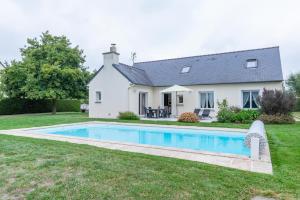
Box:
<box><xmin>244</xmin><ymin>120</ymin><xmax>267</xmax><ymax>160</ymax></box>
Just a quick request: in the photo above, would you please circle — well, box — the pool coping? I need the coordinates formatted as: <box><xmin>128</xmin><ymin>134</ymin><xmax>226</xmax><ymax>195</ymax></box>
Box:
<box><xmin>0</xmin><ymin>121</ymin><xmax>273</xmax><ymax>174</ymax></box>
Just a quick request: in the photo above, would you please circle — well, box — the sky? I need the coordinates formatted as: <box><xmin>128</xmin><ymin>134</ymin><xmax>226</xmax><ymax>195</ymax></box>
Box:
<box><xmin>1</xmin><ymin>0</ymin><xmax>300</xmax><ymax>79</ymax></box>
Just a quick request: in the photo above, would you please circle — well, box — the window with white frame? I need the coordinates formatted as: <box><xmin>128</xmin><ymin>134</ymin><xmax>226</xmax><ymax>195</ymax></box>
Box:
<box><xmin>199</xmin><ymin>91</ymin><xmax>214</xmax><ymax>109</ymax></box>
<box><xmin>242</xmin><ymin>90</ymin><xmax>259</xmax><ymax>108</ymax></box>
<box><xmin>95</xmin><ymin>91</ymin><xmax>102</xmax><ymax>102</ymax></box>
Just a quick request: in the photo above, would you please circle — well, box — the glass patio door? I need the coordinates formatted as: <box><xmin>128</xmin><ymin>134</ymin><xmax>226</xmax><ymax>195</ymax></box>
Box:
<box><xmin>139</xmin><ymin>92</ymin><xmax>147</xmax><ymax>115</ymax></box>
<box><xmin>163</xmin><ymin>93</ymin><xmax>172</xmax><ymax>115</ymax></box>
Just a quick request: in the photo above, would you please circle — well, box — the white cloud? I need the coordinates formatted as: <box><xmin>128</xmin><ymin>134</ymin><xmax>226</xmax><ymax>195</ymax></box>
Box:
<box><xmin>0</xmin><ymin>0</ymin><xmax>299</xmax><ymax>78</ymax></box>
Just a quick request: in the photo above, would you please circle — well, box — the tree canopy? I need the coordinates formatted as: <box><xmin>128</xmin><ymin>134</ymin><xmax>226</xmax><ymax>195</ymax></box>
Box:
<box><xmin>286</xmin><ymin>72</ymin><xmax>300</xmax><ymax>96</ymax></box>
<box><xmin>1</xmin><ymin>31</ymin><xmax>90</xmax><ymax>114</ymax></box>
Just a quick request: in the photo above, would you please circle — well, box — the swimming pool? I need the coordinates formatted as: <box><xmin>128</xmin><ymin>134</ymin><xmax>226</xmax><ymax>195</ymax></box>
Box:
<box><xmin>33</xmin><ymin>123</ymin><xmax>250</xmax><ymax>156</ymax></box>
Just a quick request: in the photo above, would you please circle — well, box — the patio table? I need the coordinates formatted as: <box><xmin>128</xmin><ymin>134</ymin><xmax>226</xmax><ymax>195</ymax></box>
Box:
<box><xmin>148</xmin><ymin>108</ymin><xmax>165</xmax><ymax>118</ymax></box>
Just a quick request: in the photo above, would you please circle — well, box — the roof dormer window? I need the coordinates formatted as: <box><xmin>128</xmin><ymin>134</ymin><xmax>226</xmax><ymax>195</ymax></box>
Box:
<box><xmin>246</xmin><ymin>59</ymin><xmax>258</xmax><ymax>68</ymax></box>
<box><xmin>181</xmin><ymin>66</ymin><xmax>191</xmax><ymax>73</ymax></box>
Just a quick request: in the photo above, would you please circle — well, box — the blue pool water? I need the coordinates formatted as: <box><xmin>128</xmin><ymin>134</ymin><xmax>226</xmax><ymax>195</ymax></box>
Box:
<box><xmin>34</xmin><ymin>124</ymin><xmax>250</xmax><ymax>156</ymax></box>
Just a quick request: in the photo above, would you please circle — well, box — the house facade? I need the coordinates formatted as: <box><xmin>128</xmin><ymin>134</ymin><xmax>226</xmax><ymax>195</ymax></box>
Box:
<box><xmin>88</xmin><ymin>44</ymin><xmax>283</xmax><ymax>118</ymax></box>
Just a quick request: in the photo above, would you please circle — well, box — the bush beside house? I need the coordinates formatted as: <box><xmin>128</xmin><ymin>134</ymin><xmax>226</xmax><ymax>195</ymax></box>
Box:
<box><xmin>0</xmin><ymin>98</ymin><xmax>80</xmax><ymax>115</ymax></box>
<box><xmin>118</xmin><ymin>111</ymin><xmax>140</xmax><ymax>120</ymax></box>
<box><xmin>178</xmin><ymin>112</ymin><xmax>199</xmax><ymax>123</ymax></box>
<box><xmin>258</xmin><ymin>89</ymin><xmax>296</xmax><ymax>124</ymax></box>
<box><xmin>216</xmin><ymin>72</ymin><xmax>299</xmax><ymax>123</ymax></box>
<box><xmin>217</xmin><ymin>89</ymin><xmax>296</xmax><ymax>124</ymax></box>
<box><xmin>216</xmin><ymin>100</ymin><xmax>259</xmax><ymax>123</ymax></box>
<box><xmin>259</xmin><ymin>114</ymin><xmax>295</xmax><ymax>124</ymax></box>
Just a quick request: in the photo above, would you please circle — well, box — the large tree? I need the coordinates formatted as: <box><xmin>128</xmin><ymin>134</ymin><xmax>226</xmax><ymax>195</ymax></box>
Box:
<box><xmin>287</xmin><ymin>72</ymin><xmax>300</xmax><ymax>96</ymax></box>
<box><xmin>1</xmin><ymin>31</ymin><xmax>89</xmax><ymax>114</ymax></box>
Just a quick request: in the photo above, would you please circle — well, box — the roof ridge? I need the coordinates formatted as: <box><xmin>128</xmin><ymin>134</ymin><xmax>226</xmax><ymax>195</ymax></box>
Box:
<box><xmin>135</xmin><ymin>46</ymin><xmax>279</xmax><ymax>64</ymax></box>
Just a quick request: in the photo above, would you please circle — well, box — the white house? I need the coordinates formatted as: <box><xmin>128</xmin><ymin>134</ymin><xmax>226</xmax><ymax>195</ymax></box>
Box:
<box><xmin>88</xmin><ymin>44</ymin><xmax>283</xmax><ymax>118</ymax></box>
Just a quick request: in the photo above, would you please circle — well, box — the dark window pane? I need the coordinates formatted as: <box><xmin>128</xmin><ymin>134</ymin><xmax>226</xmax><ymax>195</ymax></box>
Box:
<box><xmin>208</xmin><ymin>92</ymin><xmax>214</xmax><ymax>108</ymax></box>
<box><xmin>243</xmin><ymin>91</ymin><xmax>250</xmax><ymax>108</ymax></box>
<box><xmin>178</xmin><ymin>95</ymin><xmax>183</xmax><ymax>104</ymax></box>
<box><xmin>251</xmin><ymin>91</ymin><xmax>259</xmax><ymax>108</ymax></box>
<box><xmin>200</xmin><ymin>93</ymin><xmax>206</xmax><ymax>108</ymax></box>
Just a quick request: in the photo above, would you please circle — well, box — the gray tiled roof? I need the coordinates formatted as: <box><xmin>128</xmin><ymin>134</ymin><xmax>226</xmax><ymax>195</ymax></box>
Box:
<box><xmin>112</xmin><ymin>63</ymin><xmax>153</xmax><ymax>86</ymax></box>
<box><xmin>113</xmin><ymin>47</ymin><xmax>283</xmax><ymax>86</ymax></box>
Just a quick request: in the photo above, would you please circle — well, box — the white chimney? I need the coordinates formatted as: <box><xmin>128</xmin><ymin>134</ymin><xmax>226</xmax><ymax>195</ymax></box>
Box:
<box><xmin>110</xmin><ymin>43</ymin><xmax>117</xmax><ymax>52</ymax></box>
<box><xmin>103</xmin><ymin>43</ymin><xmax>119</xmax><ymax>67</ymax></box>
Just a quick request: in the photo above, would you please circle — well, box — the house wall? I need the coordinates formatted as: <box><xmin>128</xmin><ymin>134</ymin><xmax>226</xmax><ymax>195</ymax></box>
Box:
<box><xmin>128</xmin><ymin>85</ymin><xmax>154</xmax><ymax>114</ymax></box>
<box><xmin>137</xmin><ymin>81</ymin><xmax>283</xmax><ymax>117</ymax></box>
<box><xmin>90</xmin><ymin>69</ymin><xmax>282</xmax><ymax>118</ymax></box>
<box><xmin>88</xmin><ymin>65</ymin><xmax>130</xmax><ymax>118</ymax></box>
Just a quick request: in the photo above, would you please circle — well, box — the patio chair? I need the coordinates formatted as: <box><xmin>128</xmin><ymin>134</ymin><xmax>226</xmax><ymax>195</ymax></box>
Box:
<box><xmin>144</xmin><ymin>107</ymin><xmax>152</xmax><ymax>118</ymax></box>
<box><xmin>148</xmin><ymin>107</ymin><xmax>156</xmax><ymax>118</ymax></box>
<box><xmin>160</xmin><ymin>107</ymin><xmax>169</xmax><ymax>118</ymax></box>
<box><xmin>157</xmin><ymin>107</ymin><xmax>162</xmax><ymax>118</ymax></box>
<box><xmin>201</xmin><ymin>109</ymin><xmax>211</xmax><ymax>119</ymax></box>
<box><xmin>162</xmin><ymin>107</ymin><xmax>171</xmax><ymax>118</ymax></box>
<box><xmin>193</xmin><ymin>108</ymin><xmax>201</xmax><ymax>119</ymax></box>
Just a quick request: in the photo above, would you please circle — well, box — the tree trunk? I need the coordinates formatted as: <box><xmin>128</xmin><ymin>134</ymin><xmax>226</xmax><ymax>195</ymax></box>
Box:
<box><xmin>52</xmin><ymin>99</ymin><xmax>57</xmax><ymax>115</ymax></box>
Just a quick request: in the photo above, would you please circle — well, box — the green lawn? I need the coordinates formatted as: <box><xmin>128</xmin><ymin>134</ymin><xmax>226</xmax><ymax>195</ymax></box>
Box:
<box><xmin>0</xmin><ymin>113</ymin><xmax>299</xmax><ymax>199</ymax></box>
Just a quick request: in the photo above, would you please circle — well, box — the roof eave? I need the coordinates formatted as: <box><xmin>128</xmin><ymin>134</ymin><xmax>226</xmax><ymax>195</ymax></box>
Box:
<box><xmin>150</xmin><ymin>80</ymin><xmax>284</xmax><ymax>87</ymax></box>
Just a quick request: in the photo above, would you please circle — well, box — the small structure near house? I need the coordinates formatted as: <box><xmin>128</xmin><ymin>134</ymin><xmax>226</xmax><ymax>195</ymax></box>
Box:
<box><xmin>80</xmin><ymin>104</ymin><xmax>89</xmax><ymax>113</ymax></box>
<box><xmin>88</xmin><ymin>44</ymin><xmax>283</xmax><ymax>119</ymax></box>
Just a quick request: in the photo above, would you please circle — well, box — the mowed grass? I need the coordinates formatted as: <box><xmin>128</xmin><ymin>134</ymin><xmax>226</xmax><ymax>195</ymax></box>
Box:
<box><xmin>0</xmin><ymin>112</ymin><xmax>92</xmax><ymax>130</ymax></box>
<box><xmin>0</xmin><ymin>112</ymin><xmax>250</xmax><ymax>130</ymax></box>
<box><xmin>0</xmin><ymin>113</ymin><xmax>299</xmax><ymax>199</ymax></box>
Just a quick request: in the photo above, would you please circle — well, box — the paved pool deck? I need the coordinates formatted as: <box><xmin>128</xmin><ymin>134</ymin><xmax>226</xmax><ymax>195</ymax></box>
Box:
<box><xmin>0</xmin><ymin>121</ymin><xmax>273</xmax><ymax>174</ymax></box>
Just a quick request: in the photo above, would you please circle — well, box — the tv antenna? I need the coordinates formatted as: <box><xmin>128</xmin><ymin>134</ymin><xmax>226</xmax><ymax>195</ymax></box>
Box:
<box><xmin>131</xmin><ymin>52</ymin><xmax>136</xmax><ymax>65</ymax></box>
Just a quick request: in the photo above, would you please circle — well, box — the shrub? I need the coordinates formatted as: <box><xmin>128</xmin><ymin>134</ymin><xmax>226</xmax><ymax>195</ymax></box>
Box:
<box><xmin>118</xmin><ymin>111</ymin><xmax>140</xmax><ymax>120</ymax></box>
<box><xmin>258</xmin><ymin>89</ymin><xmax>296</xmax><ymax>115</ymax></box>
<box><xmin>0</xmin><ymin>98</ymin><xmax>50</xmax><ymax>115</ymax></box>
<box><xmin>217</xmin><ymin>99</ymin><xmax>259</xmax><ymax>123</ymax></box>
<box><xmin>217</xmin><ymin>108</ymin><xmax>236</xmax><ymax>123</ymax></box>
<box><xmin>218</xmin><ymin>99</ymin><xmax>228</xmax><ymax>110</ymax></box>
<box><xmin>259</xmin><ymin>114</ymin><xmax>295</xmax><ymax>124</ymax></box>
<box><xmin>257</xmin><ymin>89</ymin><xmax>296</xmax><ymax>124</ymax></box>
<box><xmin>178</xmin><ymin>112</ymin><xmax>199</xmax><ymax>123</ymax></box>
<box><xmin>56</xmin><ymin>99</ymin><xmax>81</xmax><ymax>112</ymax></box>
<box><xmin>235</xmin><ymin>110</ymin><xmax>260</xmax><ymax>123</ymax></box>
<box><xmin>217</xmin><ymin>109</ymin><xmax>259</xmax><ymax>123</ymax></box>
<box><xmin>229</xmin><ymin>106</ymin><xmax>241</xmax><ymax>113</ymax></box>
<box><xmin>0</xmin><ymin>98</ymin><xmax>81</xmax><ymax>115</ymax></box>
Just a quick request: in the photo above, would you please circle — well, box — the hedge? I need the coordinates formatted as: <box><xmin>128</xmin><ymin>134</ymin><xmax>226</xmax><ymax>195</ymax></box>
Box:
<box><xmin>295</xmin><ymin>98</ymin><xmax>300</xmax><ymax>111</ymax></box>
<box><xmin>56</xmin><ymin>99</ymin><xmax>81</xmax><ymax>112</ymax></box>
<box><xmin>0</xmin><ymin>98</ymin><xmax>81</xmax><ymax>115</ymax></box>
